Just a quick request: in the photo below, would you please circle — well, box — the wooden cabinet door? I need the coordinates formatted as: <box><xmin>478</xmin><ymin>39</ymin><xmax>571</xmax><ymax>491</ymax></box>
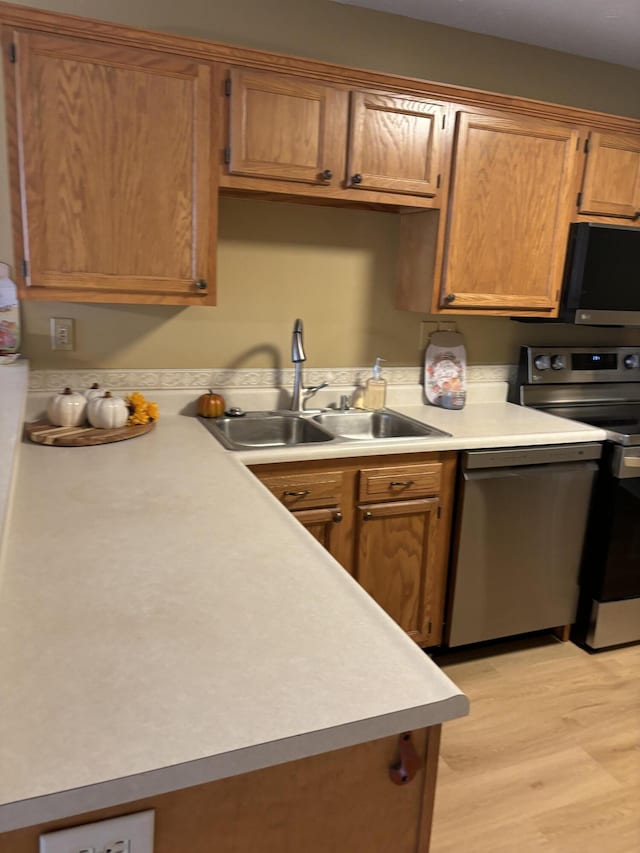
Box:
<box><xmin>292</xmin><ymin>507</ymin><xmax>344</xmax><ymax>562</ymax></box>
<box><xmin>347</xmin><ymin>92</ymin><xmax>445</xmax><ymax>197</ymax></box>
<box><xmin>440</xmin><ymin>111</ymin><xmax>579</xmax><ymax>314</ymax></box>
<box><xmin>355</xmin><ymin>498</ymin><xmax>439</xmax><ymax>646</ymax></box>
<box><xmin>10</xmin><ymin>31</ymin><xmax>215</xmax><ymax>304</ymax></box>
<box><xmin>228</xmin><ymin>68</ymin><xmax>346</xmax><ymax>186</ymax></box>
<box><xmin>579</xmin><ymin>131</ymin><xmax>640</xmax><ymax>219</ymax></box>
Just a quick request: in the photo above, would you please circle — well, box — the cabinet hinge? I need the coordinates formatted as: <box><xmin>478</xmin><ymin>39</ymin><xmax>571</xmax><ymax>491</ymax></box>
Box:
<box><xmin>576</xmin><ymin>191</ymin><xmax>583</xmax><ymax>208</ymax></box>
<box><xmin>224</xmin><ymin>145</ymin><xmax>231</xmax><ymax>164</ymax></box>
<box><xmin>224</xmin><ymin>77</ymin><xmax>231</xmax><ymax>96</ymax></box>
<box><xmin>436</xmin><ymin>174</ymin><xmax>441</xmax><ymax>189</ymax></box>
<box><xmin>21</xmin><ymin>258</ymin><xmax>28</xmax><ymax>277</ymax></box>
<box><xmin>8</xmin><ymin>43</ymin><xmax>16</xmax><ymax>64</ymax></box>
<box><xmin>584</xmin><ymin>137</ymin><xmax>590</xmax><ymax>154</ymax></box>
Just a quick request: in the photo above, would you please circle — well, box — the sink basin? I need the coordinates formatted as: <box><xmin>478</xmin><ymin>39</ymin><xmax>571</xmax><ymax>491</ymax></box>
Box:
<box><xmin>201</xmin><ymin>413</ymin><xmax>334</xmax><ymax>450</ymax></box>
<box><xmin>312</xmin><ymin>410</ymin><xmax>450</xmax><ymax>440</ymax></box>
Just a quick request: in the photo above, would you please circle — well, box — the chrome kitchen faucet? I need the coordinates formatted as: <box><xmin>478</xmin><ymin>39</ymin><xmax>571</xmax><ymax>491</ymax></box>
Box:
<box><xmin>290</xmin><ymin>318</ymin><xmax>329</xmax><ymax>412</ymax></box>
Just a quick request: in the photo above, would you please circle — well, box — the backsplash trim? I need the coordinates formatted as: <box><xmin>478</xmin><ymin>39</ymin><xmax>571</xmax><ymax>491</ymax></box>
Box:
<box><xmin>29</xmin><ymin>364</ymin><xmax>515</xmax><ymax>391</ymax></box>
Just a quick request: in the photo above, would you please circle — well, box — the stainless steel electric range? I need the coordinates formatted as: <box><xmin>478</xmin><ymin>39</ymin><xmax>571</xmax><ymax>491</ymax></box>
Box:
<box><xmin>512</xmin><ymin>346</ymin><xmax>640</xmax><ymax>650</ymax></box>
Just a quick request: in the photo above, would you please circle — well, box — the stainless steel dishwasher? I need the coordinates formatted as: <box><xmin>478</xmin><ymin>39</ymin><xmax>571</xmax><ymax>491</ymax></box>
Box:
<box><xmin>447</xmin><ymin>444</ymin><xmax>601</xmax><ymax>647</ymax></box>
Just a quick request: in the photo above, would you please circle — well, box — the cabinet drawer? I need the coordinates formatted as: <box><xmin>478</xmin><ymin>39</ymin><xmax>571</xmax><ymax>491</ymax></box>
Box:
<box><xmin>359</xmin><ymin>463</ymin><xmax>441</xmax><ymax>502</ymax></box>
<box><xmin>259</xmin><ymin>470</ymin><xmax>344</xmax><ymax>510</ymax></box>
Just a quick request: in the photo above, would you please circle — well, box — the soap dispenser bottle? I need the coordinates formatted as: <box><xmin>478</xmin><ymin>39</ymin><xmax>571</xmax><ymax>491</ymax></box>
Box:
<box><xmin>364</xmin><ymin>357</ymin><xmax>387</xmax><ymax>410</ymax></box>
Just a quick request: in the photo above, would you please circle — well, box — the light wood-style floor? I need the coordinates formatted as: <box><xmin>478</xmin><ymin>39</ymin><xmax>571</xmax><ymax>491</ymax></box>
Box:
<box><xmin>430</xmin><ymin>637</ymin><xmax>640</xmax><ymax>853</ymax></box>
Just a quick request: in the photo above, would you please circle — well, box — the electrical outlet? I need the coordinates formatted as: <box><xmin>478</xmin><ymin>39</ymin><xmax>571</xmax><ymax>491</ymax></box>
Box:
<box><xmin>419</xmin><ymin>321</ymin><xmax>438</xmax><ymax>349</ymax></box>
<box><xmin>50</xmin><ymin>317</ymin><xmax>75</xmax><ymax>351</ymax></box>
<box><xmin>39</xmin><ymin>810</ymin><xmax>154</xmax><ymax>853</ymax></box>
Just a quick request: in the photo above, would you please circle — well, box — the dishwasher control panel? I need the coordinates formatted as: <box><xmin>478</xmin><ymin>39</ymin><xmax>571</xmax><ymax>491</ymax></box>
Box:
<box><xmin>463</xmin><ymin>444</ymin><xmax>602</xmax><ymax>470</ymax></box>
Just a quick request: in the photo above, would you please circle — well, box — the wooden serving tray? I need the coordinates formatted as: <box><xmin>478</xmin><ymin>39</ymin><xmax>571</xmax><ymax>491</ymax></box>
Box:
<box><xmin>25</xmin><ymin>420</ymin><xmax>155</xmax><ymax>446</ymax></box>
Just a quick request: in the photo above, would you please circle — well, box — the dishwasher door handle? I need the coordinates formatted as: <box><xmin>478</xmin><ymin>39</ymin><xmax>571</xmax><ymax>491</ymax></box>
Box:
<box><xmin>464</xmin><ymin>461</ymin><xmax>599</xmax><ymax>482</ymax></box>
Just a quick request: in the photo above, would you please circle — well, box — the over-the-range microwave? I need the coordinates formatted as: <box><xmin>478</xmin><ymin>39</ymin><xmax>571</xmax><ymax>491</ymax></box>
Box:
<box><xmin>515</xmin><ymin>222</ymin><xmax>640</xmax><ymax>326</ymax></box>
<box><xmin>558</xmin><ymin>222</ymin><xmax>640</xmax><ymax>326</ymax></box>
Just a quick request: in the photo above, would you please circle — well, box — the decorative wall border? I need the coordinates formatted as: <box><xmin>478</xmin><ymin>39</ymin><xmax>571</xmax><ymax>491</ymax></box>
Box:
<box><xmin>28</xmin><ymin>364</ymin><xmax>515</xmax><ymax>391</ymax></box>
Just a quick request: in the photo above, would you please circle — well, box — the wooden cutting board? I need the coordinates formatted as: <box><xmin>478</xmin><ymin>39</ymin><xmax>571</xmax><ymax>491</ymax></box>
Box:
<box><xmin>25</xmin><ymin>420</ymin><xmax>155</xmax><ymax>446</ymax></box>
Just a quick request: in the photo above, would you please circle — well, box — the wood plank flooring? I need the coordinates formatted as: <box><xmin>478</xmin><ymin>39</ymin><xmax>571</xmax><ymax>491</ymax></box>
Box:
<box><xmin>430</xmin><ymin>637</ymin><xmax>640</xmax><ymax>853</ymax></box>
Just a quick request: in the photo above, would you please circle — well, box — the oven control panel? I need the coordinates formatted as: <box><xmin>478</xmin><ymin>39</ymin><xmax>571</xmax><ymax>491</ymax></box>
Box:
<box><xmin>521</xmin><ymin>346</ymin><xmax>640</xmax><ymax>384</ymax></box>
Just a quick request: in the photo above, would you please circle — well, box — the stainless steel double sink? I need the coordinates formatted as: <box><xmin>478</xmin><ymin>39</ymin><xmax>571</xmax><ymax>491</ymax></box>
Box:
<box><xmin>200</xmin><ymin>409</ymin><xmax>450</xmax><ymax>451</ymax></box>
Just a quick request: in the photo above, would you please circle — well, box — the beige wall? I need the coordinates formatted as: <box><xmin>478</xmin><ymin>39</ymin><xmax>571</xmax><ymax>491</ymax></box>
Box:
<box><xmin>4</xmin><ymin>0</ymin><xmax>640</xmax><ymax>369</ymax></box>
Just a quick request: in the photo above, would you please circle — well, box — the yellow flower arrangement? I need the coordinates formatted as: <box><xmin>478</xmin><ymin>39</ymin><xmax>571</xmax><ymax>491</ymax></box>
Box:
<box><xmin>126</xmin><ymin>391</ymin><xmax>160</xmax><ymax>426</ymax></box>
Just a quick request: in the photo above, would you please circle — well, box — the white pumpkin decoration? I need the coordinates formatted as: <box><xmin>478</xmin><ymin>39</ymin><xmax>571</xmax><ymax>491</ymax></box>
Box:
<box><xmin>47</xmin><ymin>387</ymin><xmax>87</xmax><ymax>427</ymax></box>
<box><xmin>83</xmin><ymin>382</ymin><xmax>105</xmax><ymax>401</ymax></box>
<box><xmin>87</xmin><ymin>392</ymin><xmax>129</xmax><ymax>429</ymax></box>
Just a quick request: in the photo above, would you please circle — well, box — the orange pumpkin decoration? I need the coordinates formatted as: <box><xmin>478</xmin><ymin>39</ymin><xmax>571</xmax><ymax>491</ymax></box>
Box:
<box><xmin>198</xmin><ymin>389</ymin><xmax>225</xmax><ymax>418</ymax></box>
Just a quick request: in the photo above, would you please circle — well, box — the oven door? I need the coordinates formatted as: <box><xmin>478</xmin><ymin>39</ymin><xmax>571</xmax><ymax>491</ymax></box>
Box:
<box><xmin>587</xmin><ymin>446</ymin><xmax>640</xmax><ymax>601</ymax></box>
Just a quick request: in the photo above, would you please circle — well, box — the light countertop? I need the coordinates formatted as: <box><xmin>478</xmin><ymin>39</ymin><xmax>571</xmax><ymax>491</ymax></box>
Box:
<box><xmin>0</xmin><ymin>359</ymin><xmax>28</xmax><ymax>559</ymax></box>
<box><xmin>0</xmin><ymin>408</ymin><xmax>467</xmax><ymax>832</ymax></box>
<box><xmin>0</xmin><ymin>380</ymin><xmax>605</xmax><ymax>832</ymax></box>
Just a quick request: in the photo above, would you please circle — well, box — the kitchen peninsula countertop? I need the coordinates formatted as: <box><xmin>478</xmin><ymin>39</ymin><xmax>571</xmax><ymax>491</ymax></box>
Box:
<box><xmin>0</xmin><ymin>381</ymin><xmax>605</xmax><ymax>832</ymax></box>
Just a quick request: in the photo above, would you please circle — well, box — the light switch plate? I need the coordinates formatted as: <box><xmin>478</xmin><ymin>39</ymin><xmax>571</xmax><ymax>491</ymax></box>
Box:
<box><xmin>39</xmin><ymin>810</ymin><xmax>154</xmax><ymax>853</ymax></box>
<box><xmin>50</xmin><ymin>317</ymin><xmax>74</xmax><ymax>351</ymax></box>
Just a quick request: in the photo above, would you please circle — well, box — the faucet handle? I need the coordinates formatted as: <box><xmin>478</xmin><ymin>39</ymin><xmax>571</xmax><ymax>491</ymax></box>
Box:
<box><xmin>301</xmin><ymin>380</ymin><xmax>329</xmax><ymax>410</ymax></box>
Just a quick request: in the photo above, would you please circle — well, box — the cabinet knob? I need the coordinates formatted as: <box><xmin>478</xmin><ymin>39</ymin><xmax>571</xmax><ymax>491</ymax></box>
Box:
<box><xmin>633</xmin><ymin>210</ymin><xmax>640</xmax><ymax>221</ymax></box>
<box><xmin>444</xmin><ymin>293</ymin><xmax>456</xmax><ymax>304</ymax></box>
<box><xmin>195</xmin><ymin>279</ymin><xmax>208</xmax><ymax>291</ymax></box>
<box><xmin>351</xmin><ymin>173</ymin><xmax>363</xmax><ymax>185</ymax></box>
<box><xmin>321</xmin><ymin>169</ymin><xmax>333</xmax><ymax>181</ymax></box>
<box><xmin>363</xmin><ymin>510</ymin><xmax>373</xmax><ymax>520</ymax></box>
<box><xmin>333</xmin><ymin>511</ymin><xmax>343</xmax><ymax>523</ymax></box>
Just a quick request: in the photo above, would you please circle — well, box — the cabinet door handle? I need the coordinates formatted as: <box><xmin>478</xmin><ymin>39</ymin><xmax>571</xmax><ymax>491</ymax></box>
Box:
<box><xmin>390</xmin><ymin>480</ymin><xmax>415</xmax><ymax>487</ymax></box>
<box><xmin>333</xmin><ymin>511</ymin><xmax>343</xmax><ymax>523</ymax></box>
<box><xmin>321</xmin><ymin>169</ymin><xmax>333</xmax><ymax>181</ymax></box>
<box><xmin>363</xmin><ymin>510</ymin><xmax>373</xmax><ymax>520</ymax></box>
<box><xmin>284</xmin><ymin>489</ymin><xmax>311</xmax><ymax>497</ymax></box>
<box><xmin>194</xmin><ymin>279</ymin><xmax>208</xmax><ymax>290</ymax></box>
<box><xmin>390</xmin><ymin>732</ymin><xmax>420</xmax><ymax>786</ymax></box>
<box><xmin>633</xmin><ymin>210</ymin><xmax>640</xmax><ymax>221</ymax></box>
<box><xmin>351</xmin><ymin>173</ymin><xmax>363</xmax><ymax>184</ymax></box>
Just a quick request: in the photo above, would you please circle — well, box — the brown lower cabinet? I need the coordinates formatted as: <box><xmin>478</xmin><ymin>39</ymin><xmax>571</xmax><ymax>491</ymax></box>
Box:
<box><xmin>251</xmin><ymin>451</ymin><xmax>457</xmax><ymax>647</ymax></box>
<box><xmin>0</xmin><ymin>727</ymin><xmax>442</xmax><ymax>853</ymax></box>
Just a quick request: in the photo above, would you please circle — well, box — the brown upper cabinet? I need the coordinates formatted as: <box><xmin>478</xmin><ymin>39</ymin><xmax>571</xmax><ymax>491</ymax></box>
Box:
<box><xmin>224</xmin><ymin>67</ymin><xmax>447</xmax><ymax>207</ymax></box>
<box><xmin>2</xmin><ymin>3</ymin><xmax>639</xmax><ymax>311</ymax></box>
<box><xmin>578</xmin><ymin>131</ymin><xmax>640</xmax><ymax>220</ymax></box>
<box><xmin>398</xmin><ymin>110</ymin><xmax>581</xmax><ymax>317</ymax></box>
<box><xmin>347</xmin><ymin>91</ymin><xmax>445</xmax><ymax>197</ymax></box>
<box><xmin>227</xmin><ymin>68</ymin><xmax>347</xmax><ymax>187</ymax></box>
<box><xmin>6</xmin><ymin>31</ymin><xmax>216</xmax><ymax>305</ymax></box>
<box><xmin>440</xmin><ymin>111</ymin><xmax>580</xmax><ymax>314</ymax></box>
